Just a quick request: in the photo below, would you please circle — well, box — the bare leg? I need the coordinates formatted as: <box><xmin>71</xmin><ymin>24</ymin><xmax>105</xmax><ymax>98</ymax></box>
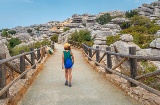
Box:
<box><xmin>65</xmin><ymin>69</ymin><xmax>68</xmax><ymax>81</ymax></box>
<box><xmin>68</xmin><ymin>68</ymin><xmax>72</xmax><ymax>85</ymax></box>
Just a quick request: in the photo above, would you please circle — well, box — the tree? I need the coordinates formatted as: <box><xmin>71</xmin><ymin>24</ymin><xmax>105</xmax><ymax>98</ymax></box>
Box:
<box><xmin>27</xmin><ymin>29</ymin><xmax>32</xmax><ymax>33</ymax></box>
<box><xmin>8</xmin><ymin>30</ymin><xmax>16</xmax><ymax>35</ymax></box>
<box><xmin>125</xmin><ymin>10</ymin><xmax>138</xmax><ymax>18</ymax></box>
<box><xmin>69</xmin><ymin>30</ymin><xmax>93</xmax><ymax>46</ymax></box>
<box><xmin>9</xmin><ymin>38</ymin><xmax>21</xmax><ymax>48</ymax></box>
<box><xmin>1</xmin><ymin>31</ymin><xmax>8</xmax><ymax>37</ymax></box>
<box><xmin>96</xmin><ymin>13</ymin><xmax>112</xmax><ymax>25</ymax></box>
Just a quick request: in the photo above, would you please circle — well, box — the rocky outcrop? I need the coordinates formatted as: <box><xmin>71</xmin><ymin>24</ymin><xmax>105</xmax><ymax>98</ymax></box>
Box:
<box><xmin>138</xmin><ymin>0</ymin><xmax>160</xmax><ymax>19</ymax></box>
<box><xmin>155</xmin><ymin>30</ymin><xmax>160</xmax><ymax>37</ymax></box>
<box><xmin>111</xmin><ymin>18</ymin><xmax>130</xmax><ymax>24</ymax></box>
<box><xmin>137</xmin><ymin>38</ymin><xmax>160</xmax><ymax>56</ymax></box>
<box><xmin>90</xmin><ymin>23</ymin><xmax>121</xmax><ymax>45</ymax></box>
<box><xmin>0</xmin><ymin>41</ymin><xmax>11</xmax><ymax>58</ymax></box>
<box><xmin>109</xmin><ymin>34</ymin><xmax>141</xmax><ymax>73</ymax></box>
<box><xmin>110</xmin><ymin>34</ymin><xmax>141</xmax><ymax>56</ymax></box>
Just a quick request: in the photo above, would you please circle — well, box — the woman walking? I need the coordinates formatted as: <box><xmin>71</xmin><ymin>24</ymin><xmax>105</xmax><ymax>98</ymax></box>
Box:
<box><xmin>62</xmin><ymin>43</ymin><xmax>74</xmax><ymax>87</ymax></box>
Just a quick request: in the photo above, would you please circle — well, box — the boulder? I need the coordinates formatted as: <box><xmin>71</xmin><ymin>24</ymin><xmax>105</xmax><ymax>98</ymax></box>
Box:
<box><xmin>150</xmin><ymin>38</ymin><xmax>160</xmax><ymax>48</ymax></box>
<box><xmin>121</xmin><ymin>34</ymin><xmax>133</xmax><ymax>42</ymax></box>
<box><xmin>112</xmin><ymin>41</ymin><xmax>141</xmax><ymax>55</ymax></box>
<box><xmin>155</xmin><ymin>30</ymin><xmax>160</xmax><ymax>37</ymax></box>
<box><xmin>0</xmin><ymin>41</ymin><xmax>11</xmax><ymax>58</ymax></box>
<box><xmin>137</xmin><ymin>48</ymin><xmax>160</xmax><ymax>56</ymax></box>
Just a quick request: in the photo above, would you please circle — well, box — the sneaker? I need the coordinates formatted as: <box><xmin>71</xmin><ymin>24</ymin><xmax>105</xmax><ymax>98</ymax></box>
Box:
<box><xmin>65</xmin><ymin>81</ymin><xmax>68</xmax><ymax>86</ymax></box>
<box><xmin>69</xmin><ymin>84</ymin><xmax>72</xmax><ymax>87</ymax></box>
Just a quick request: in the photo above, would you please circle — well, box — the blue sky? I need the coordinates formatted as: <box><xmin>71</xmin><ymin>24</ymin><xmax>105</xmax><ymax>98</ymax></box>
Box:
<box><xmin>0</xmin><ymin>0</ymin><xmax>156</xmax><ymax>29</ymax></box>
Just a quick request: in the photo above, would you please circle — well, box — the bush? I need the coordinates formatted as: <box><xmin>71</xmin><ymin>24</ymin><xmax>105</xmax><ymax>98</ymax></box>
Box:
<box><xmin>140</xmin><ymin>61</ymin><xmax>157</xmax><ymax>86</ymax></box>
<box><xmin>106</xmin><ymin>35</ymin><xmax>120</xmax><ymax>46</ymax></box>
<box><xmin>8</xmin><ymin>39</ymin><xmax>51</xmax><ymax>56</ymax></box>
<box><xmin>120</xmin><ymin>15</ymin><xmax>159</xmax><ymax>49</ymax></box>
<box><xmin>69</xmin><ymin>30</ymin><xmax>79</xmax><ymax>42</ymax></box>
<box><xmin>63</xmin><ymin>27</ymin><xmax>70</xmax><ymax>32</ymax></box>
<box><xmin>33</xmin><ymin>41</ymin><xmax>41</xmax><ymax>49</ymax></box>
<box><xmin>96</xmin><ymin>13</ymin><xmax>112</xmax><ymax>25</ymax></box>
<box><xmin>1</xmin><ymin>31</ymin><xmax>9</xmax><ymax>37</ymax></box>
<box><xmin>11</xmin><ymin>46</ymin><xmax>30</xmax><ymax>56</ymax></box>
<box><xmin>50</xmin><ymin>34</ymin><xmax>58</xmax><ymax>42</ymax></box>
<box><xmin>69</xmin><ymin>30</ymin><xmax>93</xmax><ymax>46</ymax></box>
<box><xmin>40</xmin><ymin>39</ymin><xmax>51</xmax><ymax>46</ymax></box>
<box><xmin>130</xmin><ymin>15</ymin><xmax>151</xmax><ymax>27</ymax></box>
<box><xmin>9</xmin><ymin>38</ymin><xmax>21</xmax><ymax>48</ymax></box>
<box><xmin>125</xmin><ymin>10</ymin><xmax>138</xmax><ymax>18</ymax></box>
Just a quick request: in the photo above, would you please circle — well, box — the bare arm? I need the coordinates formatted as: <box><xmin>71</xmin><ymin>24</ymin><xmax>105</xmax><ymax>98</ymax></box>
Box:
<box><xmin>71</xmin><ymin>51</ymin><xmax>74</xmax><ymax>64</ymax></box>
<box><xmin>62</xmin><ymin>52</ymin><xmax>64</xmax><ymax>69</ymax></box>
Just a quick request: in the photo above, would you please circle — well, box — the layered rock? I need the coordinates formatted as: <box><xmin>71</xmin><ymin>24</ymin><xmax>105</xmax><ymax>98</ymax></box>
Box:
<box><xmin>0</xmin><ymin>41</ymin><xmax>11</xmax><ymax>58</ymax></box>
<box><xmin>111</xmin><ymin>34</ymin><xmax>141</xmax><ymax>55</ymax></box>
<box><xmin>108</xmin><ymin>34</ymin><xmax>141</xmax><ymax>73</ymax></box>
<box><xmin>137</xmin><ymin>38</ymin><xmax>160</xmax><ymax>56</ymax></box>
<box><xmin>90</xmin><ymin>23</ymin><xmax>121</xmax><ymax>45</ymax></box>
<box><xmin>138</xmin><ymin>0</ymin><xmax>160</xmax><ymax>19</ymax></box>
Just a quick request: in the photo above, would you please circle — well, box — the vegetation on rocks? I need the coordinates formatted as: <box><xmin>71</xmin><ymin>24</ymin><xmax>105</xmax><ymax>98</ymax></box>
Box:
<box><xmin>106</xmin><ymin>35</ymin><xmax>120</xmax><ymax>46</ymax></box>
<box><xmin>27</xmin><ymin>29</ymin><xmax>32</xmax><ymax>33</ymax></box>
<box><xmin>8</xmin><ymin>38</ymin><xmax>21</xmax><ymax>48</ymax></box>
<box><xmin>121</xmin><ymin>15</ymin><xmax>160</xmax><ymax>48</ymax></box>
<box><xmin>96</xmin><ymin>13</ymin><xmax>112</xmax><ymax>25</ymax></box>
<box><xmin>139</xmin><ymin>60</ymin><xmax>160</xmax><ymax>90</ymax></box>
<box><xmin>8</xmin><ymin>30</ymin><xmax>16</xmax><ymax>35</ymax></box>
<box><xmin>1</xmin><ymin>29</ymin><xmax>16</xmax><ymax>37</ymax></box>
<box><xmin>125</xmin><ymin>10</ymin><xmax>138</xmax><ymax>18</ymax></box>
<box><xmin>69</xmin><ymin>30</ymin><xmax>93</xmax><ymax>46</ymax></box>
<box><xmin>63</xmin><ymin>27</ymin><xmax>70</xmax><ymax>32</ymax></box>
<box><xmin>8</xmin><ymin>39</ymin><xmax>51</xmax><ymax>56</ymax></box>
<box><xmin>50</xmin><ymin>34</ymin><xmax>58</xmax><ymax>42</ymax></box>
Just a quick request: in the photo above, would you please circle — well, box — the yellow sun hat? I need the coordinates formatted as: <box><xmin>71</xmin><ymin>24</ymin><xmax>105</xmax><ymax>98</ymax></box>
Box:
<box><xmin>64</xmin><ymin>43</ymin><xmax>71</xmax><ymax>49</ymax></box>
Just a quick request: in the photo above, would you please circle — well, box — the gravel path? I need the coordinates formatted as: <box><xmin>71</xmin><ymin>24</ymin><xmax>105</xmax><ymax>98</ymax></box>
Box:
<box><xmin>18</xmin><ymin>43</ymin><xmax>142</xmax><ymax>105</ymax></box>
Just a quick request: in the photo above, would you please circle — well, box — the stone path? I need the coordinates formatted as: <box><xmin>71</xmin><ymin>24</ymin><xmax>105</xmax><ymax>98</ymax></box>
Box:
<box><xmin>18</xmin><ymin>43</ymin><xmax>142</xmax><ymax>105</ymax></box>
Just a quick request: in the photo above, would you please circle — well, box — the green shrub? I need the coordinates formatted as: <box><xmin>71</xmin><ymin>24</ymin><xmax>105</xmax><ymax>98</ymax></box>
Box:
<box><xmin>9</xmin><ymin>38</ymin><xmax>21</xmax><ymax>48</ymax></box>
<box><xmin>120</xmin><ymin>16</ymin><xmax>159</xmax><ymax>49</ymax></box>
<box><xmin>69</xmin><ymin>30</ymin><xmax>79</xmax><ymax>42</ymax></box>
<box><xmin>1</xmin><ymin>31</ymin><xmax>9</xmax><ymax>37</ymax></box>
<box><xmin>148</xmin><ymin>25</ymin><xmax>160</xmax><ymax>34</ymax></box>
<box><xmin>96</xmin><ymin>13</ymin><xmax>112</xmax><ymax>25</ymax></box>
<box><xmin>63</xmin><ymin>27</ymin><xmax>70</xmax><ymax>32</ymax></box>
<box><xmin>84</xmin><ymin>41</ymin><xmax>94</xmax><ymax>47</ymax></box>
<box><xmin>40</xmin><ymin>39</ymin><xmax>51</xmax><ymax>46</ymax></box>
<box><xmin>140</xmin><ymin>61</ymin><xmax>157</xmax><ymax>85</ymax></box>
<box><xmin>8</xmin><ymin>39</ymin><xmax>51</xmax><ymax>56</ymax></box>
<box><xmin>69</xmin><ymin>30</ymin><xmax>93</xmax><ymax>46</ymax></box>
<box><xmin>50</xmin><ymin>34</ymin><xmax>58</xmax><ymax>42</ymax></box>
<box><xmin>33</xmin><ymin>41</ymin><xmax>41</xmax><ymax>49</ymax></box>
<box><xmin>106</xmin><ymin>35</ymin><xmax>120</xmax><ymax>46</ymax></box>
<box><xmin>11</xmin><ymin>46</ymin><xmax>30</xmax><ymax>56</ymax></box>
<box><xmin>125</xmin><ymin>10</ymin><xmax>138</xmax><ymax>18</ymax></box>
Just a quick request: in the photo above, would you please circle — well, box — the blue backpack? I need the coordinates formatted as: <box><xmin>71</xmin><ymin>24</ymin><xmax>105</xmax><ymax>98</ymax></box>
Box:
<box><xmin>63</xmin><ymin>51</ymin><xmax>73</xmax><ymax>69</ymax></box>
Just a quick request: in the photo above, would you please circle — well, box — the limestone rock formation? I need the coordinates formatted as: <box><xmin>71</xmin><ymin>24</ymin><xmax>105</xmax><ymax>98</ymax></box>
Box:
<box><xmin>138</xmin><ymin>0</ymin><xmax>160</xmax><ymax>19</ymax></box>
<box><xmin>109</xmin><ymin>34</ymin><xmax>141</xmax><ymax>72</ymax></box>
<box><xmin>121</xmin><ymin>34</ymin><xmax>133</xmax><ymax>42</ymax></box>
<box><xmin>0</xmin><ymin>41</ymin><xmax>11</xmax><ymax>58</ymax></box>
<box><xmin>149</xmin><ymin>38</ymin><xmax>160</xmax><ymax>48</ymax></box>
